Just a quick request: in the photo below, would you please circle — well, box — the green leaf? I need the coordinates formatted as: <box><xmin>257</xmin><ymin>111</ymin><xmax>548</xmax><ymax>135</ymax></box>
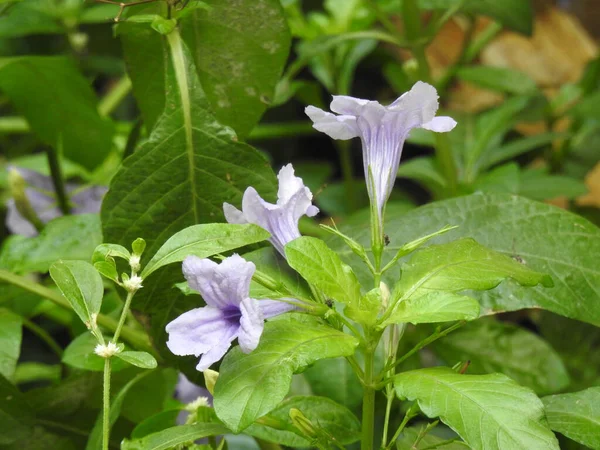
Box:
<box><xmin>86</xmin><ymin>370</ymin><xmax>153</xmax><ymax>450</ymax></box>
<box><xmin>141</xmin><ymin>223</ymin><xmax>270</xmax><ymax>278</ymax></box>
<box><xmin>519</xmin><ymin>170</ymin><xmax>587</xmax><ymax>201</ymax></box>
<box><xmin>480</xmin><ymin>132</ymin><xmax>563</xmax><ymax>170</ymax></box>
<box><xmin>92</xmin><ymin>243</ymin><xmax>131</xmax><ymax>264</ymax></box>
<box><xmin>62</xmin><ymin>333</ymin><xmax>126</xmax><ymax>372</ymax></box>
<box><xmin>122</xmin><ymin>423</ymin><xmax>230</xmax><ymax>450</ymax></box>
<box><xmin>394</xmin><ymin>367</ymin><xmax>559</xmax><ymax>450</ymax></box>
<box><xmin>246</xmin><ymin>396</ymin><xmax>361</xmax><ymax>447</ymax></box>
<box><xmin>457</xmin><ymin>66</ymin><xmax>537</xmax><ymax>95</ymax></box>
<box><xmin>14</xmin><ymin>362</ymin><xmax>61</xmax><ymax>385</ymax></box>
<box><xmin>331</xmin><ymin>192</ymin><xmax>600</xmax><ymax>326</ymax></box>
<box><xmin>0</xmin><ymin>310</ymin><xmax>22</xmax><ymax>382</ymax></box>
<box><xmin>2</xmin><ymin>214</ymin><xmax>101</xmax><ymax>274</ymax></box>
<box><xmin>102</xmin><ymin>30</ymin><xmax>276</xmax><ymax>284</ymax></box>
<box><xmin>0</xmin><ymin>373</ymin><xmax>35</xmax><ymax>445</ymax></box>
<box><xmin>303</xmin><ymin>357</ymin><xmax>363</xmax><ymax>409</ymax></box>
<box><xmin>381</xmin><ymin>292</ymin><xmax>479</xmax><ymax>326</ymax></box>
<box><xmin>395</xmin><ymin>238</ymin><xmax>552</xmax><ymax>300</ymax></box>
<box><xmin>131</xmin><ymin>410</ymin><xmax>180</xmax><ymax>440</ymax></box>
<box><xmin>116</xmin><ymin>351</ymin><xmax>158</xmax><ymax>369</ymax></box>
<box><xmin>285</xmin><ymin>236</ymin><xmax>362</xmax><ymax>305</ymax></box>
<box><xmin>0</xmin><ymin>0</ymin><xmax>61</xmax><ymax>38</ymax></box>
<box><xmin>0</xmin><ymin>57</ymin><xmax>114</xmax><ymax>170</ymax></box>
<box><xmin>396</xmin><ymin>426</ymin><xmax>470</xmax><ymax>449</ymax></box>
<box><xmin>542</xmin><ymin>387</ymin><xmax>600</xmax><ymax>449</ymax></box>
<box><xmin>396</xmin><ymin>156</ymin><xmax>446</xmax><ymax>193</ymax></box>
<box><xmin>434</xmin><ymin>318</ymin><xmax>570</xmax><ymax>395</ymax></box>
<box><xmin>213</xmin><ymin>314</ymin><xmax>359</xmax><ymax>432</ymax></box>
<box><xmin>49</xmin><ymin>260</ymin><xmax>103</xmax><ymax>327</ymax></box>
<box><xmin>181</xmin><ymin>0</ymin><xmax>291</xmax><ymax>138</ymax></box>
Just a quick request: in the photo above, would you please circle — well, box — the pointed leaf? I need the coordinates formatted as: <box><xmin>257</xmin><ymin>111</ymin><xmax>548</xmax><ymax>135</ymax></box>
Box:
<box><xmin>394</xmin><ymin>367</ymin><xmax>560</xmax><ymax>450</ymax></box>
<box><xmin>542</xmin><ymin>387</ymin><xmax>600</xmax><ymax>449</ymax></box>
<box><xmin>122</xmin><ymin>423</ymin><xmax>230</xmax><ymax>450</ymax></box>
<box><xmin>285</xmin><ymin>236</ymin><xmax>362</xmax><ymax>305</ymax></box>
<box><xmin>214</xmin><ymin>315</ymin><xmax>359</xmax><ymax>432</ymax></box>
<box><xmin>50</xmin><ymin>260</ymin><xmax>103</xmax><ymax>327</ymax></box>
<box><xmin>381</xmin><ymin>292</ymin><xmax>480</xmax><ymax>326</ymax></box>
<box><xmin>116</xmin><ymin>351</ymin><xmax>158</xmax><ymax>369</ymax></box>
<box><xmin>0</xmin><ymin>310</ymin><xmax>22</xmax><ymax>382</ymax></box>
<box><xmin>395</xmin><ymin>238</ymin><xmax>552</xmax><ymax>300</ymax></box>
<box><xmin>141</xmin><ymin>223</ymin><xmax>270</xmax><ymax>278</ymax></box>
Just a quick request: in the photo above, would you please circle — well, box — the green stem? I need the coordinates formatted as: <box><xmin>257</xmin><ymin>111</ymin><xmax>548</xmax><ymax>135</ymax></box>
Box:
<box><xmin>381</xmin><ymin>388</ymin><xmax>395</xmax><ymax>446</ymax></box>
<box><xmin>361</xmin><ymin>343</ymin><xmax>376</xmax><ymax>450</ymax></box>
<box><xmin>98</xmin><ymin>75</ymin><xmax>132</xmax><ymax>117</ymax></box>
<box><xmin>22</xmin><ymin>318</ymin><xmax>64</xmax><ymax>357</ymax></box>
<box><xmin>46</xmin><ymin>142</ymin><xmax>71</xmax><ymax>215</ymax></box>
<box><xmin>112</xmin><ymin>291</ymin><xmax>134</xmax><ymax>343</ymax></box>
<box><xmin>0</xmin><ymin>269</ymin><xmax>157</xmax><ymax>358</ymax></box>
<box><xmin>102</xmin><ymin>357</ymin><xmax>112</xmax><ymax>450</ymax></box>
<box><xmin>386</xmin><ymin>402</ymin><xmax>419</xmax><ymax>449</ymax></box>
<box><xmin>0</xmin><ymin>116</ymin><xmax>29</xmax><ymax>134</ymax></box>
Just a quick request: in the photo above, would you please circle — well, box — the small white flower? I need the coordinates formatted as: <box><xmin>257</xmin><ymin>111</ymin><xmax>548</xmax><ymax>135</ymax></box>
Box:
<box><xmin>94</xmin><ymin>341</ymin><xmax>121</xmax><ymax>358</ymax></box>
<box><xmin>185</xmin><ymin>396</ymin><xmax>210</xmax><ymax>412</ymax></box>
<box><xmin>305</xmin><ymin>81</ymin><xmax>456</xmax><ymax>227</ymax></box>
<box><xmin>129</xmin><ymin>254</ymin><xmax>141</xmax><ymax>272</ymax></box>
<box><xmin>223</xmin><ymin>164</ymin><xmax>319</xmax><ymax>256</ymax></box>
<box><xmin>123</xmin><ymin>274</ymin><xmax>143</xmax><ymax>292</ymax></box>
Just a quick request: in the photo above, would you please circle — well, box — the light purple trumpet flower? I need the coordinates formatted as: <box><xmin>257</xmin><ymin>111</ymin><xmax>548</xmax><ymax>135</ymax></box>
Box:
<box><xmin>305</xmin><ymin>81</ymin><xmax>456</xmax><ymax>224</ymax></box>
<box><xmin>6</xmin><ymin>167</ymin><xmax>107</xmax><ymax>237</ymax></box>
<box><xmin>223</xmin><ymin>164</ymin><xmax>319</xmax><ymax>257</ymax></box>
<box><xmin>166</xmin><ymin>254</ymin><xmax>296</xmax><ymax>371</ymax></box>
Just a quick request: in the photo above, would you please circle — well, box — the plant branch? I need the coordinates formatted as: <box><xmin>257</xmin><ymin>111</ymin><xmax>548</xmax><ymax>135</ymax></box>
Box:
<box><xmin>46</xmin><ymin>141</ymin><xmax>71</xmax><ymax>215</ymax></box>
<box><xmin>98</xmin><ymin>75</ymin><xmax>132</xmax><ymax>117</ymax></box>
<box><xmin>22</xmin><ymin>317</ymin><xmax>64</xmax><ymax>357</ymax></box>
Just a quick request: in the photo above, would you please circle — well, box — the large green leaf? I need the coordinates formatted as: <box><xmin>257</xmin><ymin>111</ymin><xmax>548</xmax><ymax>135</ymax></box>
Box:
<box><xmin>182</xmin><ymin>0</ymin><xmax>291</xmax><ymax>138</ymax></box>
<box><xmin>285</xmin><ymin>236</ymin><xmax>362</xmax><ymax>305</ymax></box>
<box><xmin>394</xmin><ymin>238</ymin><xmax>552</xmax><ymax>299</ymax></box>
<box><xmin>0</xmin><ymin>0</ymin><xmax>62</xmax><ymax>38</ymax></box>
<box><xmin>381</xmin><ymin>291</ymin><xmax>480</xmax><ymax>326</ymax></box>
<box><xmin>122</xmin><ymin>423</ymin><xmax>230</xmax><ymax>450</ymax></box>
<box><xmin>0</xmin><ymin>57</ymin><xmax>113</xmax><ymax>170</ymax></box>
<box><xmin>49</xmin><ymin>260</ymin><xmax>103</xmax><ymax>328</ymax></box>
<box><xmin>1</xmin><ymin>214</ymin><xmax>101</xmax><ymax>274</ymax></box>
<box><xmin>331</xmin><ymin>193</ymin><xmax>600</xmax><ymax>326</ymax></box>
<box><xmin>246</xmin><ymin>396</ymin><xmax>361</xmax><ymax>447</ymax></box>
<box><xmin>394</xmin><ymin>367</ymin><xmax>560</xmax><ymax>450</ymax></box>
<box><xmin>213</xmin><ymin>315</ymin><xmax>359</xmax><ymax>432</ymax></box>
<box><xmin>433</xmin><ymin>318</ymin><xmax>570</xmax><ymax>395</ymax></box>
<box><xmin>542</xmin><ymin>387</ymin><xmax>600</xmax><ymax>449</ymax></box>
<box><xmin>102</xmin><ymin>30</ymin><xmax>275</xmax><ymax>272</ymax></box>
<box><xmin>0</xmin><ymin>310</ymin><xmax>22</xmax><ymax>382</ymax></box>
<box><xmin>141</xmin><ymin>223</ymin><xmax>270</xmax><ymax>278</ymax></box>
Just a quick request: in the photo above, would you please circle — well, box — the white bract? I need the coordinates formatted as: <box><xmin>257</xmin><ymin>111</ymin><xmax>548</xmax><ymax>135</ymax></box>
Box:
<box><xmin>223</xmin><ymin>164</ymin><xmax>318</xmax><ymax>257</ymax></box>
<box><xmin>305</xmin><ymin>81</ymin><xmax>456</xmax><ymax>227</ymax></box>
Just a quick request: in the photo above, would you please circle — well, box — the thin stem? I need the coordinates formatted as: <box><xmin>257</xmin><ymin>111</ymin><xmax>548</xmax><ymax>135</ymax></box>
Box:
<box><xmin>22</xmin><ymin>318</ymin><xmax>64</xmax><ymax>357</ymax></box>
<box><xmin>361</xmin><ymin>342</ymin><xmax>376</xmax><ymax>450</ymax></box>
<box><xmin>381</xmin><ymin>388</ymin><xmax>395</xmax><ymax>446</ymax></box>
<box><xmin>46</xmin><ymin>142</ymin><xmax>71</xmax><ymax>215</ymax></box>
<box><xmin>98</xmin><ymin>75</ymin><xmax>132</xmax><ymax>117</ymax></box>
<box><xmin>0</xmin><ymin>269</ymin><xmax>157</xmax><ymax>358</ymax></box>
<box><xmin>112</xmin><ymin>291</ymin><xmax>134</xmax><ymax>343</ymax></box>
<box><xmin>386</xmin><ymin>402</ymin><xmax>419</xmax><ymax>449</ymax></box>
<box><xmin>411</xmin><ymin>420</ymin><xmax>440</xmax><ymax>448</ymax></box>
<box><xmin>381</xmin><ymin>321</ymin><xmax>465</xmax><ymax>376</ymax></box>
<box><xmin>346</xmin><ymin>355</ymin><xmax>365</xmax><ymax>383</ymax></box>
<box><xmin>102</xmin><ymin>358</ymin><xmax>112</xmax><ymax>450</ymax></box>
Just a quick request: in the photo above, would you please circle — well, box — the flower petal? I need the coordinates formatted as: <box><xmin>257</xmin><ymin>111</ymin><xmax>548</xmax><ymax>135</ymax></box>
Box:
<box><xmin>196</xmin><ymin>335</ymin><xmax>236</xmax><ymax>371</ymax></box>
<box><xmin>71</xmin><ymin>186</ymin><xmax>108</xmax><ymax>214</ymax></box>
<box><xmin>238</xmin><ymin>297</ymin><xmax>264</xmax><ymax>353</ymax></box>
<box><xmin>165</xmin><ymin>305</ymin><xmax>236</xmax><ymax>356</ymax></box>
<box><xmin>259</xmin><ymin>298</ymin><xmax>298</xmax><ymax>319</ymax></box>
<box><xmin>182</xmin><ymin>255</ymin><xmax>255</xmax><ymax>308</ymax></box>
<box><xmin>420</xmin><ymin>116</ymin><xmax>457</xmax><ymax>132</ymax></box>
<box><xmin>330</xmin><ymin>95</ymin><xmax>369</xmax><ymax>115</ymax></box>
<box><xmin>277</xmin><ymin>164</ymin><xmax>307</xmax><ymax>205</ymax></box>
<box><xmin>388</xmin><ymin>81</ymin><xmax>439</xmax><ymax>125</ymax></box>
<box><xmin>305</xmin><ymin>106</ymin><xmax>359</xmax><ymax>140</ymax></box>
<box><xmin>223</xmin><ymin>202</ymin><xmax>247</xmax><ymax>224</ymax></box>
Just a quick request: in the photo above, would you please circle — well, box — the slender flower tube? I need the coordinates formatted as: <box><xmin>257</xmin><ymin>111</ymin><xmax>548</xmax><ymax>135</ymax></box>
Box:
<box><xmin>305</xmin><ymin>81</ymin><xmax>456</xmax><ymax>227</ymax></box>
<box><xmin>166</xmin><ymin>254</ymin><xmax>295</xmax><ymax>371</ymax></box>
<box><xmin>223</xmin><ymin>164</ymin><xmax>319</xmax><ymax>257</ymax></box>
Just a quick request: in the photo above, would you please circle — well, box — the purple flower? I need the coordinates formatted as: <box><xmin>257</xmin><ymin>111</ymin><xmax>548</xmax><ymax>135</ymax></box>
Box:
<box><xmin>223</xmin><ymin>164</ymin><xmax>319</xmax><ymax>257</ymax></box>
<box><xmin>305</xmin><ymin>82</ymin><xmax>456</xmax><ymax>225</ymax></box>
<box><xmin>166</xmin><ymin>254</ymin><xmax>295</xmax><ymax>371</ymax></box>
<box><xmin>5</xmin><ymin>167</ymin><xmax>107</xmax><ymax>237</ymax></box>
